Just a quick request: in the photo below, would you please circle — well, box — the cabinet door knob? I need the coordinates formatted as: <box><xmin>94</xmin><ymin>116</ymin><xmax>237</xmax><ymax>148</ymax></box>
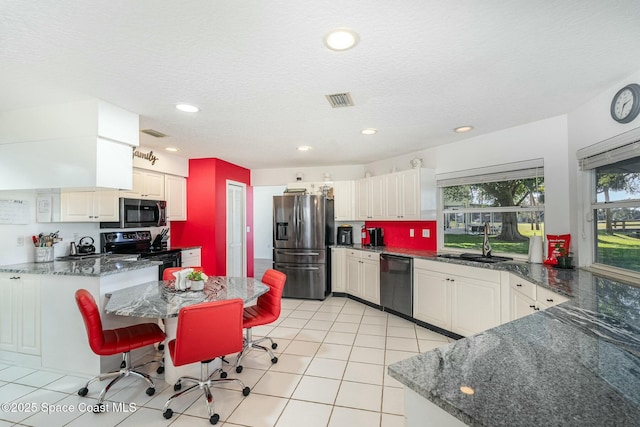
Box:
<box><xmin>10</xmin><ymin>276</ymin><xmax>20</xmax><ymax>280</ymax></box>
<box><xmin>516</xmin><ymin>284</ymin><xmax>522</xmax><ymax>287</ymax></box>
<box><xmin>546</xmin><ymin>298</ymin><xmax>553</xmax><ymax>302</ymax></box>
<box><xmin>534</xmin><ymin>307</ymin><xmax>540</xmax><ymax>311</ymax></box>
<box><xmin>529</xmin><ymin>305</ymin><xmax>536</xmax><ymax>308</ymax></box>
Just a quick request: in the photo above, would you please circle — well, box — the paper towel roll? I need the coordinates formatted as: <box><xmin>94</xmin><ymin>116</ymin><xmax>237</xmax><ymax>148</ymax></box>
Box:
<box><xmin>528</xmin><ymin>236</ymin><xmax>543</xmax><ymax>264</ymax></box>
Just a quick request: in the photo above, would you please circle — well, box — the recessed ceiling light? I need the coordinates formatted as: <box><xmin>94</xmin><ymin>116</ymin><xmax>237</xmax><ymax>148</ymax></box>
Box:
<box><xmin>165</xmin><ymin>147</ymin><xmax>179</xmax><ymax>152</ymax></box>
<box><xmin>454</xmin><ymin>125</ymin><xmax>474</xmax><ymax>133</ymax></box>
<box><xmin>324</xmin><ymin>29</ymin><xmax>359</xmax><ymax>51</ymax></box>
<box><xmin>297</xmin><ymin>145</ymin><xmax>313</xmax><ymax>152</ymax></box>
<box><xmin>175</xmin><ymin>103</ymin><xmax>200</xmax><ymax>113</ymax></box>
<box><xmin>361</xmin><ymin>128</ymin><xmax>377</xmax><ymax>135</ymax></box>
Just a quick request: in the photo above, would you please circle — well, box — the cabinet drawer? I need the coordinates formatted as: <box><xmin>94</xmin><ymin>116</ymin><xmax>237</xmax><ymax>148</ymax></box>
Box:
<box><xmin>415</xmin><ymin>258</ymin><xmax>500</xmax><ymax>283</ymax></box>
<box><xmin>537</xmin><ymin>286</ymin><xmax>568</xmax><ymax>307</ymax></box>
<box><xmin>511</xmin><ymin>277</ymin><xmax>536</xmax><ymax>300</ymax></box>
<box><xmin>362</xmin><ymin>252</ymin><xmax>379</xmax><ymax>261</ymax></box>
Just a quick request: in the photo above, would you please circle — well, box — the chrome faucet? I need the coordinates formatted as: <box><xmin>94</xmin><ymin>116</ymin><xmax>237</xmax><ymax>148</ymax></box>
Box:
<box><xmin>482</xmin><ymin>222</ymin><xmax>492</xmax><ymax>257</ymax></box>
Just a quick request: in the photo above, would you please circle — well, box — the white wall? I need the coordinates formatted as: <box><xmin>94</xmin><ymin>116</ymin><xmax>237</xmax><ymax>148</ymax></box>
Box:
<box><xmin>364</xmin><ymin>116</ymin><xmax>571</xmax><ymax>235</ymax></box>
<box><xmin>567</xmin><ymin>69</ymin><xmax>640</xmax><ymax>265</ymax></box>
<box><xmin>133</xmin><ymin>146</ymin><xmax>189</xmax><ymax>177</ymax></box>
<box><xmin>0</xmin><ymin>190</ymin><xmax>100</xmax><ymax>264</ymax></box>
<box><xmin>253</xmin><ymin>186</ymin><xmax>286</xmax><ymax>259</ymax></box>
<box><xmin>252</xmin><ymin>164</ymin><xmax>365</xmax><ymax>186</ymax></box>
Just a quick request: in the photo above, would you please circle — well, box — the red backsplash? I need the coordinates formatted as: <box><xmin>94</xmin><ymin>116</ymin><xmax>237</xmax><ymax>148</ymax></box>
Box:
<box><xmin>364</xmin><ymin>220</ymin><xmax>437</xmax><ymax>250</ymax></box>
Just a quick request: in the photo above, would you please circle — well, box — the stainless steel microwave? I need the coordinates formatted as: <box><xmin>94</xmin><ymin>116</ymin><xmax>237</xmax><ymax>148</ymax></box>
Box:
<box><xmin>100</xmin><ymin>198</ymin><xmax>167</xmax><ymax>228</ymax></box>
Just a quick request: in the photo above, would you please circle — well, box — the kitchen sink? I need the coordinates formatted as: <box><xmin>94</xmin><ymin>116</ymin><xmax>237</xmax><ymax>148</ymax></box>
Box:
<box><xmin>437</xmin><ymin>253</ymin><xmax>513</xmax><ymax>263</ymax></box>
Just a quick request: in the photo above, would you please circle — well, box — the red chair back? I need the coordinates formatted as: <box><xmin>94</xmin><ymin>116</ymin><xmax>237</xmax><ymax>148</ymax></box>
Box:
<box><xmin>256</xmin><ymin>269</ymin><xmax>286</xmax><ymax>323</ymax></box>
<box><xmin>163</xmin><ymin>266</ymin><xmax>204</xmax><ymax>281</ymax></box>
<box><xmin>169</xmin><ymin>299</ymin><xmax>244</xmax><ymax>367</ymax></box>
<box><xmin>75</xmin><ymin>289</ymin><xmax>106</xmax><ymax>354</ymax></box>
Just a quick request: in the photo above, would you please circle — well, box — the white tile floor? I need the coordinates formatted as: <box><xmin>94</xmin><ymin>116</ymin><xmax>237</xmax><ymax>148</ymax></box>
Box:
<box><xmin>0</xmin><ymin>296</ymin><xmax>454</xmax><ymax>426</ymax></box>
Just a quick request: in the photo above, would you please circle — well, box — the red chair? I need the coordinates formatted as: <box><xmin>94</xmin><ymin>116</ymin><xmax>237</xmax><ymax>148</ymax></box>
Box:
<box><xmin>162</xmin><ymin>266</ymin><xmax>204</xmax><ymax>281</ymax></box>
<box><xmin>162</xmin><ymin>299</ymin><xmax>250</xmax><ymax>425</ymax></box>
<box><xmin>75</xmin><ymin>289</ymin><xmax>165</xmax><ymax>410</ymax></box>
<box><xmin>234</xmin><ymin>269</ymin><xmax>286</xmax><ymax>373</ymax></box>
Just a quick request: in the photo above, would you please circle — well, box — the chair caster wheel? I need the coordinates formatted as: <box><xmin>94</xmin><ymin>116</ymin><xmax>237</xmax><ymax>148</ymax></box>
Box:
<box><xmin>272</xmin><ymin>342</ymin><xmax>278</xmax><ymax>349</ymax></box>
<box><xmin>163</xmin><ymin>408</ymin><xmax>173</xmax><ymax>419</ymax></box>
<box><xmin>120</xmin><ymin>360</ymin><xmax>126</xmax><ymax>369</ymax></box>
<box><xmin>271</xmin><ymin>356</ymin><xmax>278</xmax><ymax>364</ymax></box>
<box><xmin>174</xmin><ymin>382</ymin><xmax>182</xmax><ymax>391</ymax></box>
<box><xmin>220</xmin><ymin>371</ymin><xmax>228</xmax><ymax>378</ymax></box>
<box><xmin>242</xmin><ymin>386</ymin><xmax>251</xmax><ymax>396</ymax></box>
<box><xmin>236</xmin><ymin>365</ymin><xmax>243</xmax><ymax>373</ymax></box>
<box><xmin>209</xmin><ymin>413</ymin><xmax>220</xmax><ymax>424</ymax></box>
<box><xmin>146</xmin><ymin>387</ymin><xmax>155</xmax><ymax>396</ymax></box>
<box><xmin>156</xmin><ymin>366</ymin><xmax>165</xmax><ymax>374</ymax></box>
<box><xmin>158</xmin><ymin>344</ymin><xmax>165</xmax><ymax>351</ymax></box>
<box><xmin>77</xmin><ymin>387</ymin><xmax>88</xmax><ymax>397</ymax></box>
<box><xmin>92</xmin><ymin>403</ymin><xmax>106</xmax><ymax>413</ymax></box>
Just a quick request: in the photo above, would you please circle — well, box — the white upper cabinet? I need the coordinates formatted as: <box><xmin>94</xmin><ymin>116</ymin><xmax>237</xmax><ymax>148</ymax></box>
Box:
<box><xmin>0</xmin><ymin>99</ymin><xmax>138</xmax><ymax>190</ymax></box>
<box><xmin>332</xmin><ymin>181</ymin><xmax>355</xmax><ymax>221</ymax></box>
<box><xmin>355</xmin><ymin>169</ymin><xmax>436</xmax><ymax>221</ymax></box>
<box><xmin>120</xmin><ymin>169</ymin><xmax>165</xmax><ymax>200</ymax></box>
<box><xmin>165</xmin><ymin>174</ymin><xmax>187</xmax><ymax>221</ymax></box>
<box><xmin>60</xmin><ymin>189</ymin><xmax>119</xmax><ymax>222</ymax></box>
<box><xmin>356</xmin><ymin>176</ymin><xmax>385</xmax><ymax>220</ymax></box>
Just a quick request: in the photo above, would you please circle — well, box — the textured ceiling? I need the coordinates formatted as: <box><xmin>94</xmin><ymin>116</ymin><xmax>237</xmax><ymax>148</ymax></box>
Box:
<box><xmin>1</xmin><ymin>1</ymin><xmax>640</xmax><ymax>170</ymax></box>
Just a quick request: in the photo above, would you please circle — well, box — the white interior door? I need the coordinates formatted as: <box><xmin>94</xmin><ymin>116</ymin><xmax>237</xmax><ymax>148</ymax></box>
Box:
<box><xmin>226</xmin><ymin>181</ymin><xmax>246</xmax><ymax>277</ymax></box>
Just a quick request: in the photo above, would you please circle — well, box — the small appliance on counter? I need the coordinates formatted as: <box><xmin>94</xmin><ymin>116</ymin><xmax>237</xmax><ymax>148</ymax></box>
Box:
<box><xmin>368</xmin><ymin>227</ymin><xmax>384</xmax><ymax>247</ymax></box>
<box><xmin>337</xmin><ymin>225</ymin><xmax>353</xmax><ymax>245</ymax></box>
<box><xmin>77</xmin><ymin>236</ymin><xmax>96</xmax><ymax>255</ymax></box>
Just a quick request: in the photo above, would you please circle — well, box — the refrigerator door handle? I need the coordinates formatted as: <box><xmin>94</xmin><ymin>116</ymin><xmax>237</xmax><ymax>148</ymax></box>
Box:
<box><xmin>280</xmin><ymin>266</ymin><xmax>321</xmax><ymax>270</ymax></box>
<box><xmin>280</xmin><ymin>251</ymin><xmax>320</xmax><ymax>256</ymax></box>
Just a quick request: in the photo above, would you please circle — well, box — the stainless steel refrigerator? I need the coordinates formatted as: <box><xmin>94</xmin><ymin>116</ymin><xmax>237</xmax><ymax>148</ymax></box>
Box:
<box><xmin>273</xmin><ymin>195</ymin><xmax>334</xmax><ymax>299</ymax></box>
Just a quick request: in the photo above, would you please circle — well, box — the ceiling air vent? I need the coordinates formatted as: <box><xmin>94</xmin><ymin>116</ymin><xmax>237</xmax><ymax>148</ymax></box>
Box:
<box><xmin>140</xmin><ymin>129</ymin><xmax>167</xmax><ymax>138</ymax></box>
<box><xmin>325</xmin><ymin>92</ymin><xmax>354</xmax><ymax>108</ymax></box>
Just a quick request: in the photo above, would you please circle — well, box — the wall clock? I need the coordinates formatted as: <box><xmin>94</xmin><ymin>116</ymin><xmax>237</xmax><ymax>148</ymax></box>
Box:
<box><xmin>610</xmin><ymin>83</ymin><xmax>640</xmax><ymax>124</ymax></box>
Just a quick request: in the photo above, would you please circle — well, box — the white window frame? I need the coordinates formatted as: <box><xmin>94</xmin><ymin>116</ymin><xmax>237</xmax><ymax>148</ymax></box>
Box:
<box><xmin>436</xmin><ymin>159</ymin><xmax>544</xmax><ymax>259</ymax></box>
<box><xmin>577</xmin><ymin>126</ymin><xmax>640</xmax><ymax>282</ymax></box>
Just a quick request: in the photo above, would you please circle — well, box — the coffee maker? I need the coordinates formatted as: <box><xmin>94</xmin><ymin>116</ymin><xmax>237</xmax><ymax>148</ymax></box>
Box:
<box><xmin>368</xmin><ymin>227</ymin><xmax>384</xmax><ymax>247</ymax></box>
<box><xmin>337</xmin><ymin>225</ymin><xmax>353</xmax><ymax>245</ymax></box>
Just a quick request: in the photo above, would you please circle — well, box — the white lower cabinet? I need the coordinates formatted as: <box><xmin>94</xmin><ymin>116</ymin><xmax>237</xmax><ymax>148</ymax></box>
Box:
<box><xmin>331</xmin><ymin>247</ymin><xmax>347</xmax><ymax>293</ymax></box>
<box><xmin>345</xmin><ymin>249</ymin><xmax>380</xmax><ymax>305</ymax></box>
<box><xmin>509</xmin><ymin>275</ymin><xmax>568</xmax><ymax>321</ymax></box>
<box><xmin>181</xmin><ymin>248</ymin><xmax>202</xmax><ymax>267</ymax></box>
<box><xmin>0</xmin><ymin>274</ymin><xmax>41</xmax><ymax>355</ymax></box>
<box><xmin>413</xmin><ymin>268</ymin><xmax>450</xmax><ymax>330</ymax></box>
<box><xmin>413</xmin><ymin>259</ymin><xmax>501</xmax><ymax>336</ymax></box>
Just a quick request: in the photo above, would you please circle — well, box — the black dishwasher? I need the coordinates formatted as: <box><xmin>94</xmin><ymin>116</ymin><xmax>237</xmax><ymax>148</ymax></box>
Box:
<box><xmin>380</xmin><ymin>254</ymin><xmax>413</xmax><ymax>318</ymax></box>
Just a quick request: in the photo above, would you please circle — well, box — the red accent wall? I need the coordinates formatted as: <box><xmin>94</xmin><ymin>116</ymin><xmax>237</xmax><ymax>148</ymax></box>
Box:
<box><xmin>170</xmin><ymin>158</ymin><xmax>254</xmax><ymax>277</ymax></box>
<box><xmin>365</xmin><ymin>220</ymin><xmax>437</xmax><ymax>250</ymax></box>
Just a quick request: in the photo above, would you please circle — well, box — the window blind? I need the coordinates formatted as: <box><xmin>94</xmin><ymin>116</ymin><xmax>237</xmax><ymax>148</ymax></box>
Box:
<box><xmin>577</xmin><ymin>126</ymin><xmax>640</xmax><ymax>170</ymax></box>
<box><xmin>436</xmin><ymin>159</ymin><xmax>544</xmax><ymax>187</ymax></box>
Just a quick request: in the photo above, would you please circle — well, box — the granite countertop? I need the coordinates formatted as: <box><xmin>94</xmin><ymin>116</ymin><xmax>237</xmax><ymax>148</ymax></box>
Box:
<box><xmin>385</xmin><ymin>260</ymin><xmax>640</xmax><ymax>425</ymax></box>
<box><xmin>104</xmin><ymin>277</ymin><xmax>269</xmax><ymax>318</ymax></box>
<box><xmin>0</xmin><ymin>255</ymin><xmax>161</xmax><ymax>277</ymax></box>
<box><xmin>334</xmin><ymin>244</ymin><xmax>575</xmax><ymax>298</ymax></box>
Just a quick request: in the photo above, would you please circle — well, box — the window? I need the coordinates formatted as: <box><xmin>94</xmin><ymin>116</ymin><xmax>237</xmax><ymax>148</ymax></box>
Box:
<box><xmin>438</xmin><ymin>161</ymin><xmax>544</xmax><ymax>256</ymax></box>
<box><xmin>589</xmin><ymin>154</ymin><xmax>640</xmax><ymax>273</ymax></box>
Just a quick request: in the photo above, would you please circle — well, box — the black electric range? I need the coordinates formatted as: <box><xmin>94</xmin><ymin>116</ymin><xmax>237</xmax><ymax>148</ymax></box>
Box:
<box><xmin>101</xmin><ymin>231</ymin><xmax>182</xmax><ymax>280</ymax></box>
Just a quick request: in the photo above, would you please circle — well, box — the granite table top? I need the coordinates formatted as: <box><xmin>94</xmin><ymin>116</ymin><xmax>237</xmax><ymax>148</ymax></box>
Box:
<box><xmin>388</xmin><ymin>267</ymin><xmax>640</xmax><ymax>426</ymax></box>
<box><xmin>0</xmin><ymin>255</ymin><xmax>161</xmax><ymax>277</ymax></box>
<box><xmin>104</xmin><ymin>276</ymin><xmax>270</xmax><ymax>318</ymax></box>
